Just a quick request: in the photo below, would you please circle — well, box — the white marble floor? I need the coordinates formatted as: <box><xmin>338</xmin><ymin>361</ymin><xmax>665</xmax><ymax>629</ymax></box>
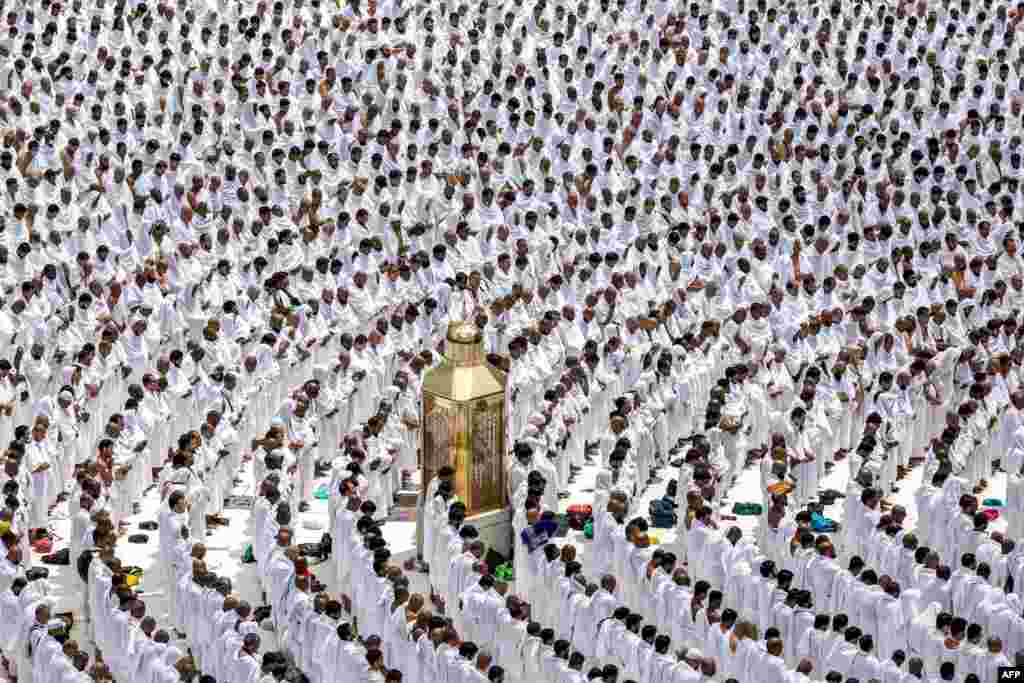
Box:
<box><xmin>37</xmin><ymin>447</ymin><xmax>1007</xmax><ymax>659</ymax></box>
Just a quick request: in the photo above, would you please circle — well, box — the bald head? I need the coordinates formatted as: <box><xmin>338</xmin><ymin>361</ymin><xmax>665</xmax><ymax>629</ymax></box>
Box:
<box><xmin>700</xmin><ymin>658</ymin><xmax>716</xmax><ymax>677</ymax></box>
<box><xmin>140</xmin><ymin>616</ymin><xmax>157</xmax><ymax>635</ymax></box>
<box><xmin>242</xmin><ymin>633</ymin><xmax>261</xmax><ymax>653</ymax></box>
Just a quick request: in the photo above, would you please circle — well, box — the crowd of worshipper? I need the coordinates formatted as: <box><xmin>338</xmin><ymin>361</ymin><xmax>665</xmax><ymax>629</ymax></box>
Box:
<box><xmin>4</xmin><ymin>0</ymin><xmax>1024</xmax><ymax>680</ymax></box>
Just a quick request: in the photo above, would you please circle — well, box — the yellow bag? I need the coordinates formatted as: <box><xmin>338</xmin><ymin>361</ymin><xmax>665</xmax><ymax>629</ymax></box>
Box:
<box><xmin>767</xmin><ymin>481</ymin><xmax>795</xmax><ymax>496</ymax></box>
<box><xmin>125</xmin><ymin>566</ymin><xmax>144</xmax><ymax>587</ymax></box>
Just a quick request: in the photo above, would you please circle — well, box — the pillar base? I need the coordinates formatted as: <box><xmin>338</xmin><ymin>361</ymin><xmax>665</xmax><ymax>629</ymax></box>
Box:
<box><xmin>468</xmin><ymin>507</ymin><xmax>513</xmax><ymax>558</ymax></box>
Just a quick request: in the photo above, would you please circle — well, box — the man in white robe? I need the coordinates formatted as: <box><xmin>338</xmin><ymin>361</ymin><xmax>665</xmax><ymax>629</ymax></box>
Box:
<box><xmin>266</xmin><ymin>530</ymin><xmax>298</xmax><ymax>634</ymax></box>
<box><xmin>229</xmin><ymin>633</ymin><xmax>261</xmax><ymax>683</ymax></box>
<box><xmin>25</xmin><ymin>420</ymin><xmax>55</xmax><ymax>536</ymax></box>
<box><xmin>448</xmin><ymin>540</ymin><xmax>485</xmax><ymax>635</ymax></box>
<box><xmin>22</xmin><ymin>600</ymin><xmax>68</xmax><ymax>683</ymax></box>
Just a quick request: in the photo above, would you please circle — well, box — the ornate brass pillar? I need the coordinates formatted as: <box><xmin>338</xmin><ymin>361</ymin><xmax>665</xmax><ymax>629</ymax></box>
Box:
<box><xmin>421</xmin><ymin>322</ymin><xmax>508</xmax><ymax>517</ymax></box>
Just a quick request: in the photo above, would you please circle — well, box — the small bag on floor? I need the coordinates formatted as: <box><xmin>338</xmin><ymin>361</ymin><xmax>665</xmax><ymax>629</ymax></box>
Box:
<box><xmin>42</xmin><ymin>548</ymin><xmax>70</xmax><ymax>565</ymax></box>
<box><xmin>495</xmin><ymin>563</ymin><xmax>514</xmax><ymax>582</ymax></box>
<box><xmin>566</xmin><ymin>504</ymin><xmax>592</xmax><ymax>531</ymax></box>
<box><xmin>810</xmin><ymin>512</ymin><xmax>838</xmax><ymax>533</ymax></box>
<box><xmin>298</xmin><ymin>542</ymin><xmax>325</xmax><ymax>560</ymax></box>
<box><xmin>225</xmin><ymin>495</ymin><xmax>254</xmax><ymax>509</ymax></box>
<box><xmin>242</xmin><ymin>545</ymin><xmax>255</xmax><ymax>563</ymax></box>
<box><xmin>520</xmin><ymin>525</ymin><xmax>551</xmax><ymax>554</ymax></box>
<box><xmin>124</xmin><ymin>566</ymin><xmax>144</xmax><ymax>587</ymax></box>
<box><xmin>819</xmin><ymin>489</ymin><xmax>845</xmax><ymax>505</ymax></box>
<box><xmin>649</xmin><ymin>498</ymin><xmax>677</xmax><ymax>528</ymax></box>
<box><xmin>26</xmin><ymin>567</ymin><xmax>49</xmax><ymax>582</ymax></box>
<box><xmin>731</xmin><ymin>502</ymin><xmax>763</xmax><ymax>516</ymax></box>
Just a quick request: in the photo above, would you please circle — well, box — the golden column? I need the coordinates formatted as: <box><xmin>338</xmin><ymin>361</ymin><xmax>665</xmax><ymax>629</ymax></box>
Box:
<box><xmin>420</xmin><ymin>321</ymin><xmax>508</xmax><ymax>518</ymax></box>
